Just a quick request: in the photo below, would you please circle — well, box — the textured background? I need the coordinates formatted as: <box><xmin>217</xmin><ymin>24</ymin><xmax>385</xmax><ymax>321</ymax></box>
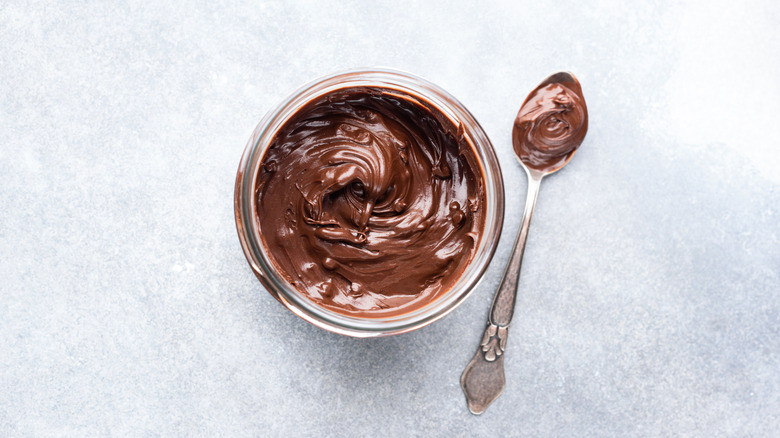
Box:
<box><xmin>2</xmin><ymin>1</ymin><xmax>779</xmax><ymax>436</ymax></box>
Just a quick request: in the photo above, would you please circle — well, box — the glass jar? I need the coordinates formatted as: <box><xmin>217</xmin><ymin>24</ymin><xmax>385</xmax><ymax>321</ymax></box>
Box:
<box><xmin>234</xmin><ymin>68</ymin><xmax>504</xmax><ymax>337</ymax></box>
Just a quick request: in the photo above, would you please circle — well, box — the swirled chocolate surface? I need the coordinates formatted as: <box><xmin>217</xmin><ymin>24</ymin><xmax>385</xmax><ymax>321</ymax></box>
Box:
<box><xmin>255</xmin><ymin>87</ymin><xmax>486</xmax><ymax>317</ymax></box>
<box><xmin>512</xmin><ymin>76</ymin><xmax>587</xmax><ymax>172</ymax></box>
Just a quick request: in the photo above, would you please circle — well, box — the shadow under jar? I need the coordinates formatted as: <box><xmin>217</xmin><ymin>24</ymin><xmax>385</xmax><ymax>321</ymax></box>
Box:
<box><xmin>235</xmin><ymin>69</ymin><xmax>504</xmax><ymax>337</ymax></box>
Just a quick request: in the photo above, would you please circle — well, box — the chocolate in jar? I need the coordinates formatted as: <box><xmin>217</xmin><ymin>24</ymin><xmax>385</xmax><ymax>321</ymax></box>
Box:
<box><xmin>255</xmin><ymin>87</ymin><xmax>487</xmax><ymax>317</ymax></box>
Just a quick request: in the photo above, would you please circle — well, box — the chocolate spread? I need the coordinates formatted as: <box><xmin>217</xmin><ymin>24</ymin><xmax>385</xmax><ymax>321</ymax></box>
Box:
<box><xmin>255</xmin><ymin>87</ymin><xmax>486</xmax><ymax>317</ymax></box>
<box><xmin>512</xmin><ymin>77</ymin><xmax>587</xmax><ymax>172</ymax></box>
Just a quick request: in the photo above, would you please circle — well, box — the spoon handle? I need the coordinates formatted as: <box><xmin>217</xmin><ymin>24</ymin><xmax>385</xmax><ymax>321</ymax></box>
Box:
<box><xmin>460</xmin><ymin>169</ymin><xmax>543</xmax><ymax>414</ymax></box>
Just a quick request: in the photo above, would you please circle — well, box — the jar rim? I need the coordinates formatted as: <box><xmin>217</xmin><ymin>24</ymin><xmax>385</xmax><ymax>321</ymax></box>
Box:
<box><xmin>235</xmin><ymin>68</ymin><xmax>505</xmax><ymax>337</ymax></box>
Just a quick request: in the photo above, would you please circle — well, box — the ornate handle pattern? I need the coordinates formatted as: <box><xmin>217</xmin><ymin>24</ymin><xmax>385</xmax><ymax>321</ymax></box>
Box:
<box><xmin>479</xmin><ymin>322</ymin><xmax>508</xmax><ymax>362</ymax></box>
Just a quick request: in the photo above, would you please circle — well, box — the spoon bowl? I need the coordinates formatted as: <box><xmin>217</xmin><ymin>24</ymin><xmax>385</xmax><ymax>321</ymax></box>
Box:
<box><xmin>513</xmin><ymin>72</ymin><xmax>588</xmax><ymax>175</ymax></box>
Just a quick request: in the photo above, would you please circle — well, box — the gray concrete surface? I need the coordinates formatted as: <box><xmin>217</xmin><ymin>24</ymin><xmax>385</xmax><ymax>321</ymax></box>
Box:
<box><xmin>1</xmin><ymin>1</ymin><xmax>778</xmax><ymax>436</ymax></box>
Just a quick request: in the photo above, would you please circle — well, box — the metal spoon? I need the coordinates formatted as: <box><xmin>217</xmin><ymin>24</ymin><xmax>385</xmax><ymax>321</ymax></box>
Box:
<box><xmin>460</xmin><ymin>72</ymin><xmax>589</xmax><ymax>415</ymax></box>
